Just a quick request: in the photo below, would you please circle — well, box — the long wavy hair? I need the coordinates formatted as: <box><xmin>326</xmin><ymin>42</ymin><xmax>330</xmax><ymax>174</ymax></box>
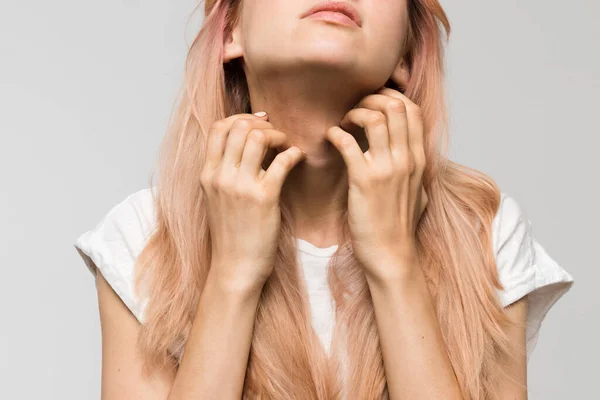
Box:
<box><xmin>133</xmin><ymin>0</ymin><xmax>524</xmax><ymax>398</ymax></box>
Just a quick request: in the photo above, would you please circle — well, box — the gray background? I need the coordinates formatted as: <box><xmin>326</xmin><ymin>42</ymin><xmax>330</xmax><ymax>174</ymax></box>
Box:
<box><xmin>1</xmin><ymin>0</ymin><xmax>597</xmax><ymax>398</ymax></box>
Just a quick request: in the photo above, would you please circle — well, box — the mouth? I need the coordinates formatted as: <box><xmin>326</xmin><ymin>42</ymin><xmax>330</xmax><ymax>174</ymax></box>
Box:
<box><xmin>301</xmin><ymin>1</ymin><xmax>362</xmax><ymax>28</ymax></box>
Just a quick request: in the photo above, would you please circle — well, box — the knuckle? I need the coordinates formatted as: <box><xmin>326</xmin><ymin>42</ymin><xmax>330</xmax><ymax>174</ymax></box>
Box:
<box><xmin>386</xmin><ymin>99</ymin><xmax>406</xmax><ymax>113</ymax></box>
<box><xmin>366</xmin><ymin>111</ymin><xmax>387</xmax><ymax>127</ymax></box>
<box><xmin>213</xmin><ymin>174</ymin><xmax>234</xmax><ymax>192</ymax></box>
<box><xmin>398</xmin><ymin>153</ymin><xmax>415</xmax><ymax>174</ymax></box>
<box><xmin>200</xmin><ymin>170</ymin><xmax>213</xmax><ymax>188</ymax></box>
<box><xmin>370</xmin><ymin>166</ymin><xmax>394</xmax><ymax>182</ymax></box>
<box><xmin>231</xmin><ymin>118</ymin><xmax>253</xmax><ymax>132</ymax></box>
<box><xmin>341</xmin><ymin>134</ymin><xmax>356</xmax><ymax>149</ymax></box>
<box><xmin>211</xmin><ymin>178</ymin><xmax>223</xmax><ymax>192</ymax></box>
<box><xmin>209</xmin><ymin>119</ymin><xmax>227</xmax><ymax>134</ymax></box>
<box><xmin>247</xmin><ymin>129</ymin><xmax>266</xmax><ymax>145</ymax></box>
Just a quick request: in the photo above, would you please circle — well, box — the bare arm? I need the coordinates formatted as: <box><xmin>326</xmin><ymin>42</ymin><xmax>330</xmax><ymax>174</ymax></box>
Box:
<box><xmin>366</xmin><ymin>266</ymin><xmax>462</xmax><ymax>399</ymax></box>
<box><xmin>96</xmin><ymin>112</ymin><xmax>303</xmax><ymax>399</ymax></box>
<box><xmin>96</xmin><ymin>271</ymin><xmax>175</xmax><ymax>400</ymax></box>
<box><xmin>368</xmin><ymin>264</ymin><xmax>529</xmax><ymax>400</ymax></box>
<box><xmin>494</xmin><ymin>296</ymin><xmax>529</xmax><ymax>399</ymax></box>
<box><xmin>167</xmin><ymin>268</ymin><xmax>263</xmax><ymax>399</ymax></box>
<box><xmin>96</xmin><ymin>265</ymin><xmax>263</xmax><ymax>400</ymax></box>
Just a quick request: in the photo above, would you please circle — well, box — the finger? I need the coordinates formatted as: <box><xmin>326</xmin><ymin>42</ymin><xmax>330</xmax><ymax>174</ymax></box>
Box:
<box><xmin>240</xmin><ymin>128</ymin><xmax>294</xmax><ymax>177</ymax></box>
<box><xmin>324</xmin><ymin>125</ymin><xmax>367</xmax><ymax>179</ymax></box>
<box><xmin>221</xmin><ymin>118</ymin><xmax>274</xmax><ymax>169</ymax></box>
<box><xmin>355</xmin><ymin>93</ymin><xmax>409</xmax><ymax>155</ymax></box>
<box><xmin>417</xmin><ymin>185</ymin><xmax>429</xmax><ymax>227</ymax></box>
<box><xmin>205</xmin><ymin>113</ymin><xmax>269</xmax><ymax>170</ymax></box>
<box><xmin>421</xmin><ymin>185</ymin><xmax>428</xmax><ymax>215</ymax></box>
<box><xmin>340</xmin><ymin>108</ymin><xmax>390</xmax><ymax>160</ymax></box>
<box><xmin>377</xmin><ymin>87</ymin><xmax>425</xmax><ymax>164</ymax></box>
<box><xmin>261</xmin><ymin>146</ymin><xmax>306</xmax><ymax>195</ymax></box>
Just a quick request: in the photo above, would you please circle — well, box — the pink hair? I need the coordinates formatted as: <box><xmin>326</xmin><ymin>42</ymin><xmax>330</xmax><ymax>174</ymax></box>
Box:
<box><xmin>133</xmin><ymin>1</ymin><xmax>525</xmax><ymax>398</ymax></box>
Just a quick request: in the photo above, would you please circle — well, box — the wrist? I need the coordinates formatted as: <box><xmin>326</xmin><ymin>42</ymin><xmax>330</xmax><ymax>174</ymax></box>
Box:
<box><xmin>364</xmin><ymin>258</ymin><xmax>424</xmax><ymax>292</ymax></box>
<box><xmin>206</xmin><ymin>265</ymin><xmax>266</xmax><ymax>301</ymax></box>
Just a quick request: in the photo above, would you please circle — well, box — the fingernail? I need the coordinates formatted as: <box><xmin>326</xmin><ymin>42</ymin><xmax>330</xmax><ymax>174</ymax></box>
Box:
<box><xmin>253</xmin><ymin>111</ymin><xmax>267</xmax><ymax>117</ymax></box>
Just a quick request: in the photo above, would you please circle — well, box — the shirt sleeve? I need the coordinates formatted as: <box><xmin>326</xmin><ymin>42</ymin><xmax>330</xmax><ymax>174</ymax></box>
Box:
<box><xmin>73</xmin><ymin>187</ymin><xmax>156</xmax><ymax>323</ymax></box>
<box><xmin>492</xmin><ymin>192</ymin><xmax>574</xmax><ymax>358</ymax></box>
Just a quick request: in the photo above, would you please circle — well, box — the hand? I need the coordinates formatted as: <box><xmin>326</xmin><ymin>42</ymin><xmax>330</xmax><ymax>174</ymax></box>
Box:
<box><xmin>325</xmin><ymin>87</ymin><xmax>428</xmax><ymax>283</ymax></box>
<box><xmin>200</xmin><ymin>112</ymin><xmax>306</xmax><ymax>291</ymax></box>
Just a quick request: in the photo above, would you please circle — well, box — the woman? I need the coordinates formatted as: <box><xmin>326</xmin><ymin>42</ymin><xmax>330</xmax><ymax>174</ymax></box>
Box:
<box><xmin>74</xmin><ymin>0</ymin><xmax>574</xmax><ymax>398</ymax></box>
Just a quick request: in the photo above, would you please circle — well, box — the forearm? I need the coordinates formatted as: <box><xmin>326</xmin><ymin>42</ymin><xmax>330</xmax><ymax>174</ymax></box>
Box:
<box><xmin>167</xmin><ymin>265</ymin><xmax>263</xmax><ymax>400</ymax></box>
<box><xmin>366</xmin><ymin>264</ymin><xmax>462</xmax><ymax>400</ymax></box>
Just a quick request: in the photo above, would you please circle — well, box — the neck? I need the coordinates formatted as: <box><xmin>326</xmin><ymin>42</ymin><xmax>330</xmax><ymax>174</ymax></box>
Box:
<box><xmin>247</xmin><ymin>69</ymin><xmax>370</xmax><ymax>246</ymax></box>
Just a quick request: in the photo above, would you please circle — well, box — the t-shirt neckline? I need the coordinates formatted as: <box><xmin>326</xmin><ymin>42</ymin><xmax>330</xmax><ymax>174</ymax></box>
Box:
<box><xmin>294</xmin><ymin>237</ymin><xmax>339</xmax><ymax>258</ymax></box>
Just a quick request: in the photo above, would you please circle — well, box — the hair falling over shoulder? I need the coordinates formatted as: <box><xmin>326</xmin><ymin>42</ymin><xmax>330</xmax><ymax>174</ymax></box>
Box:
<box><xmin>133</xmin><ymin>1</ymin><xmax>523</xmax><ymax>398</ymax></box>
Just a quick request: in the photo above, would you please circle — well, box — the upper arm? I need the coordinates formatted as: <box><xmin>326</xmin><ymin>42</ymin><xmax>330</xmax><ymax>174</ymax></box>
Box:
<box><xmin>73</xmin><ymin>189</ymin><xmax>177</xmax><ymax>398</ymax></box>
<box><xmin>96</xmin><ymin>270</ymin><xmax>176</xmax><ymax>400</ymax></box>
<box><xmin>495</xmin><ymin>295</ymin><xmax>529</xmax><ymax>400</ymax></box>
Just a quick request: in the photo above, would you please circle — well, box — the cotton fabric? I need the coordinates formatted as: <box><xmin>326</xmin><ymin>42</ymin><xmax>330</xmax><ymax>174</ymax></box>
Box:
<box><xmin>74</xmin><ymin>187</ymin><xmax>574</xmax><ymax>359</ymax></box>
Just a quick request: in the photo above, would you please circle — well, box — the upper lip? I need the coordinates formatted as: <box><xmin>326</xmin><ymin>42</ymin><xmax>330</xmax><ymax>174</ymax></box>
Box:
<box><xmin>301</xmin><ymin>1</ymin><xmax>362</xmax><ymax>27</ymax></box>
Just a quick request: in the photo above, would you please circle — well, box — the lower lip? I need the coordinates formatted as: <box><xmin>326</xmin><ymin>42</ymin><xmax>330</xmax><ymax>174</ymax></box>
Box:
<box><xmin>305</xmin><ymin>11</ymin><xmax>359</xmax><ymax>27</ymax></box>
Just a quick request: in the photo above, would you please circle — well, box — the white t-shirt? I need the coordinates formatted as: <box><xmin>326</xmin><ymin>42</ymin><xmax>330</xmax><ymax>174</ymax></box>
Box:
<box><xmin>74</xmin><ymin>187</ymin><xmax>574</xmax><ymax>360</ymax></box>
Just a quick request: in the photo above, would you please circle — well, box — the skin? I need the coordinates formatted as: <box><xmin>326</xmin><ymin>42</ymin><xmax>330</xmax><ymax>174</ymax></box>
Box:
<box><xmin>96</xmin><ymin>1</ymin><xmax>529</xmax><ymax>398</ymax></box>
<box><xmin>224</xmin><ymin>0</ymin><xmax>411</xmax><ymax>244</ymax></box>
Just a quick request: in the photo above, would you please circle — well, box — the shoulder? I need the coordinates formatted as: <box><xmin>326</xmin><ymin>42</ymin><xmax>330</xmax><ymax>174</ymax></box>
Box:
<box><xmin>491</xmin><ymin>192</ymin><xmax>525</xmax><ymax>252</ymax></box>
<box><xmin>491</xmin><ymin>191</ymin><xmax>574</xmax><ymax>357</ymax></box>
<box><xmin>490</xmin><ymin>192</ymin><xmax>534</xmax><ymax>278</ymax></box>
<box><xmin>73</xmin><ymin>187</ymin><xmax>157</xmax><ymax>323</ymax></box>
